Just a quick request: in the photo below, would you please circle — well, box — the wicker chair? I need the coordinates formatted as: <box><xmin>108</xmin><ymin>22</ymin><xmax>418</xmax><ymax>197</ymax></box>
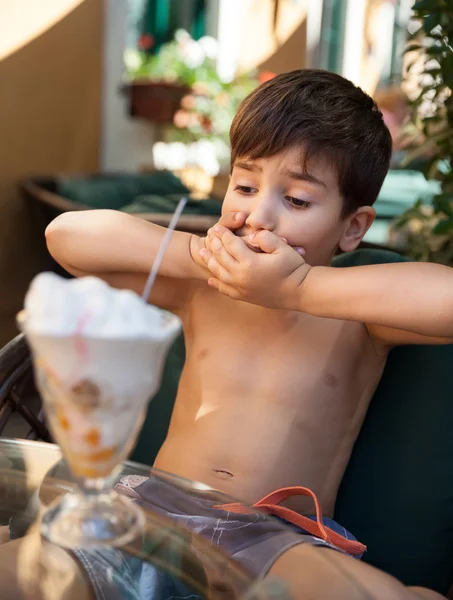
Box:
<box><xmin>0</xmin><ymin>335</ymin><xmax>50</xmax><ymax>441</ymax></box>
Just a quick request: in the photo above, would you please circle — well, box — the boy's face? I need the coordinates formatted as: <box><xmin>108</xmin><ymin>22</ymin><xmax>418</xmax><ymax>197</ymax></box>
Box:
<box><xmin>222</xmin><ymin>147</ymin><xmax>375</xmax><ymax>266</ymax></box>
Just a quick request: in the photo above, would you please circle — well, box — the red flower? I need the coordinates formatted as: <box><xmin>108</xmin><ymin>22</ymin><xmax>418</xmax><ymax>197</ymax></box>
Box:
<box><xmin>259</xmin><ymin>71</ymin><xmax>276</xmax><ymax>84</ymax></box>
<box><xmin>138</xmin><ymin>34</ymin><xmax>154</xmax><ymax>51</ymax></box>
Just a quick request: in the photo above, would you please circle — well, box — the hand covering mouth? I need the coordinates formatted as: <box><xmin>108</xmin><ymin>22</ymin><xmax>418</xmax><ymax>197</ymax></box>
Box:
<box><xmin>235</xmin><ymin>232</ymin><xmax>305</xmax><ymax>257</ymax></box>
<box><xmin>235</xmin><ymin>234</ymin><xmax>265</xmax><ymax>253</ymax></box>
<box><xmin>243</xmin><ymin>238</ymin><xmax>265</xmax><ymax>253</ymax></box>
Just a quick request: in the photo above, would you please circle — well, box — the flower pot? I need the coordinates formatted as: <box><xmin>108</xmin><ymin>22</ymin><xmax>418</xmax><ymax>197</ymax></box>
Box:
<box><xmin>126</xmin><ymin>81</ymin><xmax>191</xmax><ymax>124</ymax></box>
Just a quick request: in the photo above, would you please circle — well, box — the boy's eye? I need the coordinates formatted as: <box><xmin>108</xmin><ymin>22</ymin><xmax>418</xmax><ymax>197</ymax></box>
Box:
<box><xmin>286</xmin><ymin>196</ymin><xmax>311</xmax><ymax>209</ymax></box>
<box><xmin>235</xmin><ymin>185</ymin><xmax>256</xmax><ymax>194</ymax></box>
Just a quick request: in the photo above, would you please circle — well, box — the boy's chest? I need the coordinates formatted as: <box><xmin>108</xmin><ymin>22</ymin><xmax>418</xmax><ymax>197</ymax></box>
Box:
<box><xmin>183</xmin><ymin>291</ymin><xmax>384</xmax><ymax>402</ymax></box>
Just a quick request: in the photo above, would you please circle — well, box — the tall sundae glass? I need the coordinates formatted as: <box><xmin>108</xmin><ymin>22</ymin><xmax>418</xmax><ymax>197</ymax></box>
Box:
<box><xmin>18</xmin><ymin>272</ymin><xmax>181</xmax><ymax>548</ymax></box>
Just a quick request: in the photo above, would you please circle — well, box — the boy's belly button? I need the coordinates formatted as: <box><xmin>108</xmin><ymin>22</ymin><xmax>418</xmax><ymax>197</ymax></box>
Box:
<box><xmin>213</xmin><ymin>469</ymin><xmax>234</xmax><ymax>479</ymax></box>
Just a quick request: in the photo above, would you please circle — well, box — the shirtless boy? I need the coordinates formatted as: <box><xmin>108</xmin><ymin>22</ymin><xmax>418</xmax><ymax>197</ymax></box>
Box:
<box><xmin>42</xmin><ymin>70</ymin><xmax>449</xmax><ymax>599</ymax></box>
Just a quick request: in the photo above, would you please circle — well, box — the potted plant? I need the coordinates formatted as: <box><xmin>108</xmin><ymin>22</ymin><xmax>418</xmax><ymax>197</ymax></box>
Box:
<box><xmin>393</xmin><ymin>0</ymin><xmax>453</xmax><ymax>264</ymax></box>
<box><xmin>127</xmin><ymin>81</ymin><xmax>191</xmax><ymax>125</ymax></box>
<box><xmin>124</xmin><ymin>30</ymin><xmax>223</xmax><ymax>124</ymax></box>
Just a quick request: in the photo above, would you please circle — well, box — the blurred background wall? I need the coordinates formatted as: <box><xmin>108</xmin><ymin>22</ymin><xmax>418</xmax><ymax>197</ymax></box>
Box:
<box><xmin>0</xmin><ymin>0</ymin><xmax>103</xmax><ymax>344</ymax></box>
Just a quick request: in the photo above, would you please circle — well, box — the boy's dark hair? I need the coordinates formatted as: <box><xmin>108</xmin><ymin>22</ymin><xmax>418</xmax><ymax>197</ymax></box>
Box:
<box><xmin>230</xmin><ymin>69</ymin><xmax>392</xmax><ymax>218</ymax></box>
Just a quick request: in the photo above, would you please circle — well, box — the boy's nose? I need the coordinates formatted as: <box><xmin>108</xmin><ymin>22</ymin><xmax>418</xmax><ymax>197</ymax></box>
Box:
<box><xmin>245</xmin><ymin>200</ymin><xmax>276</xmax><ymax>232</ymax></box>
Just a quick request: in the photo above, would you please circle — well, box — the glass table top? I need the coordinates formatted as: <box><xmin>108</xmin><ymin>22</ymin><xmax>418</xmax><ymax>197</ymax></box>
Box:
<box><xmin>0</xmin><ymin>438</ymin><xmax>288</xmax><ymax>599</ymax></box>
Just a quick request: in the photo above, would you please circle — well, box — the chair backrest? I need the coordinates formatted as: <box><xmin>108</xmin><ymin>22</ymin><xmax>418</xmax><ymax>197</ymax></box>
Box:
<box><xmin>330</xmin><ymin>249</ymin><xmax>453</xmax><ymax>595</ymax></box>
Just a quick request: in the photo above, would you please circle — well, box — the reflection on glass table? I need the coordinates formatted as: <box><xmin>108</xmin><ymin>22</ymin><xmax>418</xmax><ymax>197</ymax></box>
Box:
<box><xmin>0</xmin><ymin>438</ymin><xmax>288</xmax><ymax>599</ymax></box>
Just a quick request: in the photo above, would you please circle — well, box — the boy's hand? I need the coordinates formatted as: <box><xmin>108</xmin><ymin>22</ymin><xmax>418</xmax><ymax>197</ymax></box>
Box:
<box><xmin>200</xmin><ymin>226</ymin><xmax>311</xmax><ymax>310</ymax></box>
<box><xmin>191</xmin><ymin>212</ymin><xmax>246</xmax><ymax>271</ymax></box>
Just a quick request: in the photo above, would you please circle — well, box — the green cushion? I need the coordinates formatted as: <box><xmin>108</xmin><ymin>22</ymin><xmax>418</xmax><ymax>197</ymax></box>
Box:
<box><xmin>132</xmin><ymin>248</ymin><xmax>453</xmax><ymax>594</ymax></box>
<box><xmin>122</xmin><ymin>195</ymin><xmax>222</xmax><ymax>216</ymax></box>
<box><xmin>332</xmin><ymin>248</ymin><xmax>411</xmax><ymax>268</ymax></box>
<box><xmin>56</xmin><ymin>171</ymin><xmax>189</xmax><ymax>210</ymax></box>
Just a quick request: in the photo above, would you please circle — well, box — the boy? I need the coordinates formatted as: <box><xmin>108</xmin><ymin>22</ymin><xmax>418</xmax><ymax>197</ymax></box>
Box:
<box><xmin>45</xmin><ymin>70</ymin><xmax>446</xmax><ymax>599</ymax></box>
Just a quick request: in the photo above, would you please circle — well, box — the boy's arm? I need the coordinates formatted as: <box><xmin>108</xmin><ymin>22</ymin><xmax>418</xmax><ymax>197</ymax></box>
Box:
<box><xmin>201</xmin><ymin>228</ymin><xmax>453</xmax><ymax>345</ymax></box>
<box><xmin>301</xmin><ymin>262</ymin><xmax>453</xmax><ymax>345</ymax></box>
<box><xmin>46</xmin><ymin>210</ymin><xmax>245</xmax><ymax>312</ymax></box>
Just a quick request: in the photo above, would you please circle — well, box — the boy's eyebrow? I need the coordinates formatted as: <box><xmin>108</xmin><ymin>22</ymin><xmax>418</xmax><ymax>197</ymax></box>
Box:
<box><xmin>234</xmin><ymin>161</ymin><xmax>262</xmax><ymax>173</ymax></box>
<box><xmin>284</xmin><ymin>169</ymin><xmax>327</xmax><ymax>189</ymax></box>
<box><xmin>234</xmin><ymin>162</ymin><xmax>327</xmax><ymax>189</ymax></box>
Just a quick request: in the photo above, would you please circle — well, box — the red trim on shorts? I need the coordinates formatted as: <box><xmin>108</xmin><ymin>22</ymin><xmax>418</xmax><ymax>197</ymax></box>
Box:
<box><xmin>215</xmin><ymin>486</ymin><xmax>366</xmax><ymax>557</ymax></box>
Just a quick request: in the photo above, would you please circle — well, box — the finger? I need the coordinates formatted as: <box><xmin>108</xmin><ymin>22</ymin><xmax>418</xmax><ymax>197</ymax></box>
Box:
<box><xmin>208</xmin><ymin>236</ymin><xmax>238</xmax><ymax>269</ymax></box>
<box><xmin>200</xmin><ymin>250</ymin><xmax>233</xmax><ymax>283</ymax></box>
<box><xmin>208</xmin><ymin>225</ymin><xmax>230</xmax><ymax>240</ymax></box>
<box><xmin>246</xmin><ymin>235</ymin><xmax>303</xmax><ymax>256</ymax></box>
<box><xmin>200</xmin><ymin>248</ymin><xmax>213</xmax><ymax>263</ymax></box>
<box><xmin>207</xmin><ymin>229</ymin><xmax>239</xmax><ymax>265</ymax></box>
<box><xmin>206</xmin><ymin>230</ymin><xmax>232</xmax><ymax>252</ymax></box>
<box><xmin>205</xmin><ymin>234</ymin><xmax>215</xmax><ymax>253</ymax></box>
<box><xmin>218</xmin><ymin>229</ymin><xmax>251</xmax><ymax>261</ymax></box>
<box><xmin>208</xmin><ymin>278</ymin><xmax>242</xmax><ymax>300</ymax></box>
<box><xmin>248</xmin><ymin>230</ymin><xmax>288</xmax><ymax>254</ymax></box>
<box><xmin>218</xmin><ymin>212</ymin><xmax>246</xmax><ymax>230</ymax></box>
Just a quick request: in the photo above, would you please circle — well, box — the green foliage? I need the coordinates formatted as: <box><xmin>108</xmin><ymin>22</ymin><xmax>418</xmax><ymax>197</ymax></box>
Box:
<box><xmin>394</xmin><ymin>0</ymin><xmax>453</xmax><ymax>263</ymax></box>
<box><xmin>126</xmin><ymin>30</ymin><xmax>220</xmax><ymax>88</ymax></box>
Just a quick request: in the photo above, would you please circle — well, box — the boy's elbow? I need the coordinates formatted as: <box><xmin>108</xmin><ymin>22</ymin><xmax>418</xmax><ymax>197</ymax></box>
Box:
<box><xmin>45</xmin><ymin>210</ymin><xmax>104</xmax><ymax>264</ymax></box>
<box><xmin>45</xmin><ymin>210</ymin><xmax>131</xmax><ymax>275</ymax></box>
<box><xmin>45</xmin><ymin>213</ymin><xmax>69</xmax><ymax>256</ymax></box>
<box><xmin>45</xmin><ymin>211</ymin><xmax>80</xmax><ymax>261</ymax></box>
<box><xmin>46</xmin><ymin>209</ymin><xmax>111</xmax><ymax>239</ymax></box>
<box><xmin>46</xmin><ymin>212</ymin><xmax>70</xmax><ymax>241</ymax></box>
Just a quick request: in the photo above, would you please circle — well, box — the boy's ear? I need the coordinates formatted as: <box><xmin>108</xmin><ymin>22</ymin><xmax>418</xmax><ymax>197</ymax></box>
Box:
<box><xmin>338</xmin><ymin>206</ymin><xmax>376</xmax><ymax>252</ymax></box>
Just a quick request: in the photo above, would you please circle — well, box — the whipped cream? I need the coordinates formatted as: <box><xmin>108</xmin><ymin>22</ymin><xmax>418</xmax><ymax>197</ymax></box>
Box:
<box><xmin>23</xmin><ymin>272</ymin><xmax>175</xmax><ymax>339</ymax></box>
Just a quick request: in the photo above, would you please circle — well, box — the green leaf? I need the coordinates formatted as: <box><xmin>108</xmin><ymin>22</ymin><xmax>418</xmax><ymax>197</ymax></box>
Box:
<box><xmin>424</xmin><ymin>13</ymin><xmax>442</xmax><ymax>34</ymax></box>
<box><xmin>433</xmin><ymin>218</ymin><xmax>453</xmax><ymax>234</ymax></box>
<box><xmin>413</xmin><ymin>0</ymin><xmax>437</xmax><ymax>10</ymax></box>
<box><xmin>433</xmin><ymin>193</ymin><xmax>453</xmax><ymax>216</ymax></box>
<box><xmin>427</xmin><ymin>44</ymin><xmax>448</xmax><ymax>54</ymax></box>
